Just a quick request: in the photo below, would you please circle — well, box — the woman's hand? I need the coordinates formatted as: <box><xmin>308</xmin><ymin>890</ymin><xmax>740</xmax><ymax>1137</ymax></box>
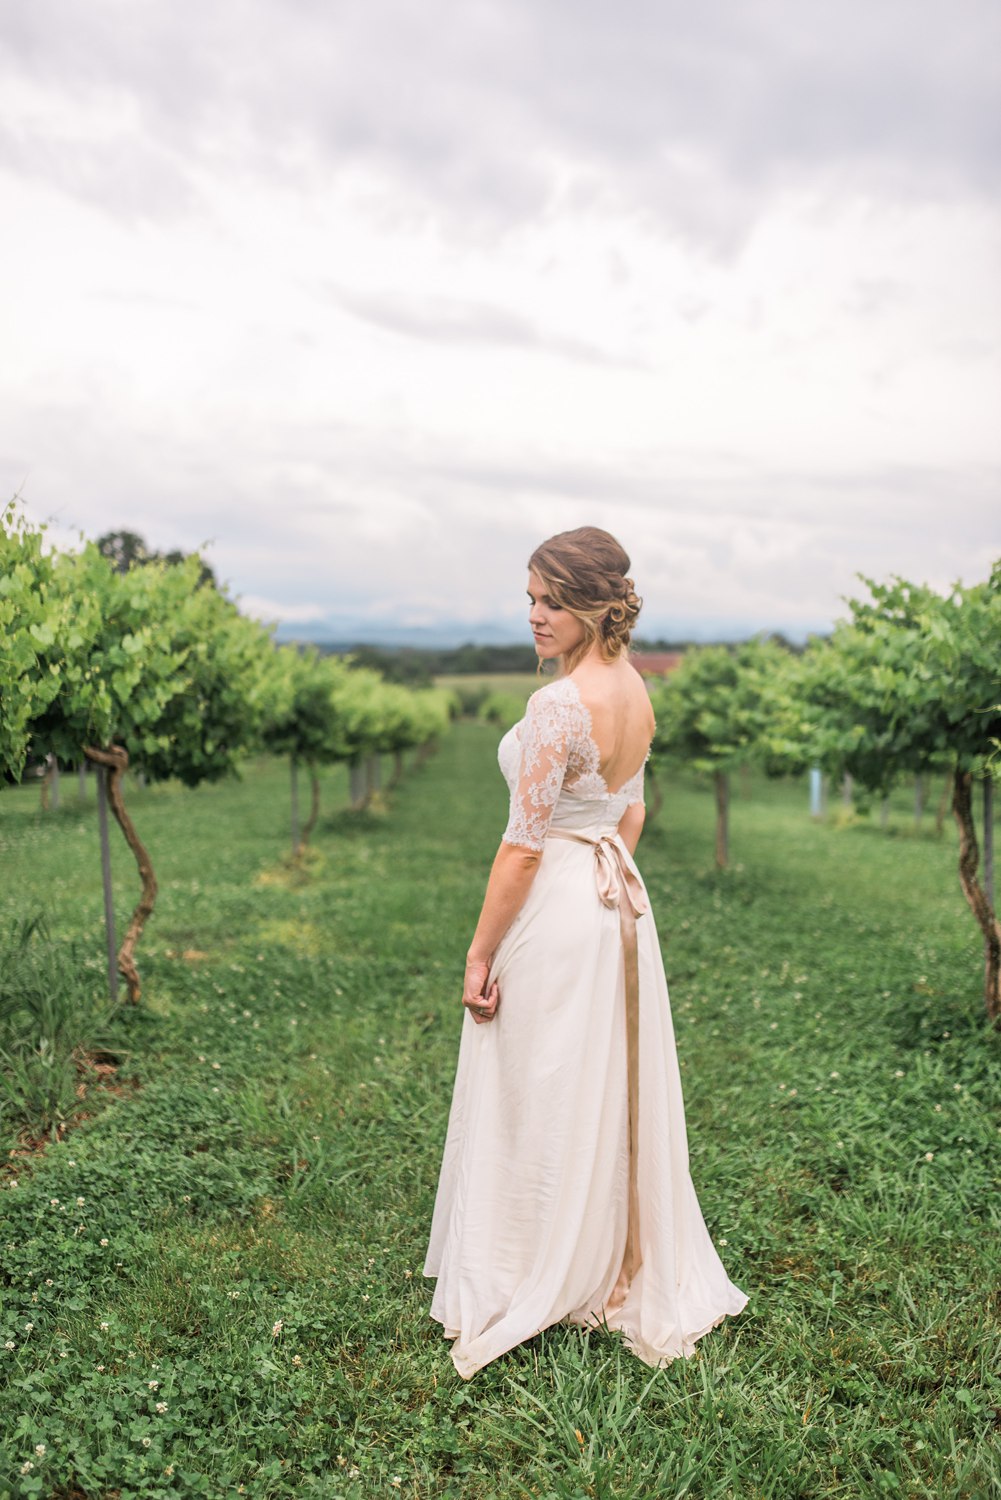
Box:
<box><xmin>462</xmin><ymin>957</ymin><xmax>500</xmax><ymax>1025</ymax></box>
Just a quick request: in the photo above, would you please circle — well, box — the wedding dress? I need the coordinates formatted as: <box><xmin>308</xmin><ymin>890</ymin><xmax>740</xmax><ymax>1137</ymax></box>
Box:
<box><xmin>423</xmin><ymin>675</ymin><xmax>748</xmax><ymax>1378</ymax></box>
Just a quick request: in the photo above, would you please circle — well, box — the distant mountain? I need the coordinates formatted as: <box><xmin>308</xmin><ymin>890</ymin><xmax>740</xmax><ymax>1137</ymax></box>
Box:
<box><xmin>273</xmin><ymin>618</ymin><xmax>529</xmax><ymax>649</ymax></box>
<box><xmin>273</xmin><ymin>612</ymin><xmax>831</xmax><ymax>649</ymax></box>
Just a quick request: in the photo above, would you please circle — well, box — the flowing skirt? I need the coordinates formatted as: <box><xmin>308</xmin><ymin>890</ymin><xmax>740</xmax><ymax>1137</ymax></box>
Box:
<box><xmin>423</xmin><ymin>831</ymin><xmax>748</xmax><ymax>1379</ymax></box>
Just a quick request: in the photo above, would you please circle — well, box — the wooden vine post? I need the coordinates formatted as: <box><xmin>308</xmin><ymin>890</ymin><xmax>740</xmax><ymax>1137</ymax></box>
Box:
<box><xmin>300</xmin><ymin>761</ymin><xmax>322</xmax><ymax>849</ymax></box>
<box><xmin>85</xmin><ymin>743</ymin><xmax>157</xmax><ymax>1004</ymax></box>
<box><xmin>94</xmin><ymin>760</ymin><xmax>119</xmax><ymax>1003</ymax></box>
<box><xmin>953</xmin><ymin>770</ymin><xmax>1000</xmax><ymax>1024</ymax></box>
<box><xmin>290</xmin><ymin>751</ymin><xmax>300</xmax><ymax>854</ymax></box>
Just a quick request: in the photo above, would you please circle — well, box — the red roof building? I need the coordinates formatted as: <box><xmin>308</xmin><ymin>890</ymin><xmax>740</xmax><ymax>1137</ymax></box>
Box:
<box><xmin>629</xmin><ymin>651</ymin><xmax>685</xmax><ymax>678</ymax></box>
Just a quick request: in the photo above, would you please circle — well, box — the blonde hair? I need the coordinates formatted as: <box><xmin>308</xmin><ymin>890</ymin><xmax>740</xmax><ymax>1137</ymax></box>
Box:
<box><xmin>529</xmin><ymin>526</ymin><xmax>642</xmax><ymax>675</ymax></box>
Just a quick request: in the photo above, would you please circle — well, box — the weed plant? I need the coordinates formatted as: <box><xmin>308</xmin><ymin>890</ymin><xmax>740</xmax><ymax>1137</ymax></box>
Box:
<box><xmin>0</xmin><ymin>738</ymin><xmax>998</xmax><ymax>1498</ymax></box>
<box><xmin>0</xmin><ymin>912</ymin><xmax>131</xmax><ymax>1150</ymax></box>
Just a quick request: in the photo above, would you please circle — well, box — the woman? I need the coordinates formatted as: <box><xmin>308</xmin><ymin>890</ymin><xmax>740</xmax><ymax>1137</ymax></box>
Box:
<box><xmin>423</xmin><ymin>526</ymin><xmax>747</xmax><ymax>1378</ymax></box>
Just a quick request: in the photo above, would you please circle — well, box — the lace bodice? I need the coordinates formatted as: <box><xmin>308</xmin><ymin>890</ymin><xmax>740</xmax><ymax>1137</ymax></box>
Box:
<box><xmin>498</xmin><ymin>677</ymin><xmax>648</xmax><ymax>851</ymax></box>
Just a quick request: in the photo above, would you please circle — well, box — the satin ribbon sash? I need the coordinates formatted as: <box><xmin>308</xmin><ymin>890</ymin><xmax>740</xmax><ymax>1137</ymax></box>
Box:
<box><xmin>545</xmin><ymin>828</ymin><xmax>648</xmax><ymax>1282</ymax></box>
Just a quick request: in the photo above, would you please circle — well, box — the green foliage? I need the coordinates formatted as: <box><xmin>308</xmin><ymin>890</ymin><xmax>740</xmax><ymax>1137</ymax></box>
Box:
<box><xmin>0</xmin><ymin>505</ymin><xmax>62</xmax><ymax>782</ymax></box>
<box><xmin>340</xmin><ymin>643</ymin><xmax>434</xmax><ymax>686</ymax></box>
<box><xmin>0</xmin><ymin>512</ymin><xmax>280</xmax><ymax>786</ymax></box>
<box><xmin>649</xmin><ymin>638</ymin><xmax>804</xmax><ymax>777</ymax></box>
<box><xmin>96</xmin><ymin>528</ymin><xmax>217</xmax><ymax>589</ymax></box>
<box><xmin>800</xmin><ymin>566</ymin><xmax>1001</xmax><ymax>792</ymax></box>
<box><xmin>263</xmin><ymin>646</ymin><xmax>348</xmax><ymax>763</ymax></box>
<box><xmin>478</xmin><ymin>690</ymin><xmax>526</xmax><ymax>729</ymax></box>
<box><xmin>131</xmin><ymin>562</ymin><xmax>280</xmax><ymax>786</ymax></box>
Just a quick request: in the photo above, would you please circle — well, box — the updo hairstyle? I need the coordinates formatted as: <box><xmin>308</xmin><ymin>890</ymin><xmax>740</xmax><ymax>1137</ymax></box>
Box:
<box><xmin>528</xmin><ymin>526</ymin><xmax>642</xmax><ymax>673</ymax></box>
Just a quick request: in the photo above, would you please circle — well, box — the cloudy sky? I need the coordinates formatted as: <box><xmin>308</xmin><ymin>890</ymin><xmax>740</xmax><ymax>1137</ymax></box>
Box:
<box><xmin>2</xmin><ymin>0</ymin><xmax>999</xmax><ymax>643</ymax></box>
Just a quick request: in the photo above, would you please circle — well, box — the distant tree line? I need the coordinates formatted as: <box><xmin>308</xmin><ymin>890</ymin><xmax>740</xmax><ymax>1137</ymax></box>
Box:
<box><xmin>310</xmin><ymin>635</ymin><xmax>802</xmax><ymax>684</ymax></box>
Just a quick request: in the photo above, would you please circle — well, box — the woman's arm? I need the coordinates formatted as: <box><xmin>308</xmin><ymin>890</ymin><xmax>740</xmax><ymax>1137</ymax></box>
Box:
<box><xmin>616</xmin><ymin>801</ymin><xmax>645</xmax><ymax>857</ymax></box>
<box><xmin>467</xmin><ymin>842</ymin><xmax>541</xmax><ymax>964</ymax></box>
<box><xmin>462</xmin><ymin>842</ymin><xmax>541</xmax><ymax>1024</ymax></box>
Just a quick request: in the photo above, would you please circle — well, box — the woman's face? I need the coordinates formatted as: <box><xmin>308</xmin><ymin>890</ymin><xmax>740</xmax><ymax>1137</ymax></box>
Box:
<box><xmin>527</xmin><ymin>569</ymin><xmax>587</xmax><ymax>662</ymax></box>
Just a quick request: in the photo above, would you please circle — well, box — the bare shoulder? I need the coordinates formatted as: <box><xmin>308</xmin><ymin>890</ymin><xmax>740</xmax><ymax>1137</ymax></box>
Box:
<box><xmin>569</xmin><ymin>658</ymin><xmax>655</xmax><ymax>739</ymax></box>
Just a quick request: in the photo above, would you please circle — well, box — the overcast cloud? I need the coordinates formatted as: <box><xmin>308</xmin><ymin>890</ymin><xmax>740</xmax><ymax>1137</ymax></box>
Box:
<box><xmin>2</xmin><ymin>0</ymin><xmax>999</xmax><ymax>642</ymax></box>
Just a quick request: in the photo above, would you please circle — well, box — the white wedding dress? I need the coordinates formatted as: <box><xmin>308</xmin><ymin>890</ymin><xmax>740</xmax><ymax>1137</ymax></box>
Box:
<box><xmin>423</xmin><ymin>676</ymin><xmax>748</xmax><ymax>1378</ymax></box>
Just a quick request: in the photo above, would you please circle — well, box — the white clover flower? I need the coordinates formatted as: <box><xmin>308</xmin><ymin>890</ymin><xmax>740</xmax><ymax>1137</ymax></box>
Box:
<box><xmin>211</xmin><ymin>1061</ymin><xmax>221</xmax><ymax>1070</ymax></box>
<box><xmin>155</xmin><ymin>1402</ymin><xmax>167</xmax><ymax>1414</ymax></box>
<box><xmin>34</xmin><ymin>1443</ymin><xmax>45</xmax><ymax>1456</ymax></box>
<box><xmin>829</xmin><ymin>1071</ymin><xmax>839</xmax><ymax>1079</ymax></box>
<box><xmin>100</xmin><ymin>1238</ymin><xmax>109</xmax><ymax>1247</ymax></box>
<box><xmin>76</xmin><ymin>1197</ymin><xmax>85</xmax><ymax>1206</ymax></box>
<box><xmin>100</xmin><ymin>1321</ymin><xmax>110</xmax><ymax>1331</ymax></box>
<box><xmin>292</xmin><ymin>1354</ymin><xmax>302</xmax><ymax>1366</ymax></box>
<box><xmin>141</xmin><ymin>1436</ymin><xmax>152</xmax><ymax>1448</ymax></box>
<box><xmin>924</xmin><ymin>1152</ymin><xmax>934</xmax><ymax>1161</ymax></box>
<box><xmin>20</xmin><ymin>1461</ymin><xmax>34</xmax><ymax>1474</ymax></box>
<box><xmin>96</xmin><ymin>1364</ymin><xmax>105</xmax><ymax>1372</ymax></box>
<box><xmin>24</xmin><ymin>1322</ymin><xmax>33</xmax><ymax>1332</ymax></box>
<box><xmin>4</xmin><ymin>1339</ymin><xmax>14</xmax><ymax>1349</ymax></box>
<box><xmin>45</xmin><ymin>1278</ymin><xmax>54</xmax><ymax>1287</ymax></box>
<box><xmin>148</xmin><ymin>1380</ymin><xmax>159</xmax><ymax>1389</ymax></box>
<box><xmin>893</xmin><ymin>1070</ymin><xmax>904</xmax><ymax>1078</ymax></box>
<box><xmin>272</xmin><ymin>1320</ymin><xmax>283</xmax><ymax>1338</ymax></box>
<box><xmin>49</xmin><ymin>1199</ymin><xmax>60</xmax><ymax>1207</ymax></box>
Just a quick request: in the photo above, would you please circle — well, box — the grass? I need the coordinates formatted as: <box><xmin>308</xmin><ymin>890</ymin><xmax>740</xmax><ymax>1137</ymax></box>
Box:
<box><xmin>0</xmin><ymin>730</ymin><xmax>999</xmax><ymax>1498</ymax></box>
<box><xmin>433</xmin><ymin>674</ymin><xmax>540</xmax><ymax>698</ymax></box>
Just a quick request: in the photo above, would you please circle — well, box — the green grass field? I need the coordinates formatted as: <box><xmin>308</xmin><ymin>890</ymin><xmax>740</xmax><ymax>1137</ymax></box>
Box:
<box><xmin>1</xmin><ymin>727</ymin><xmax>999</xmax><ymax>1499</ymax></box>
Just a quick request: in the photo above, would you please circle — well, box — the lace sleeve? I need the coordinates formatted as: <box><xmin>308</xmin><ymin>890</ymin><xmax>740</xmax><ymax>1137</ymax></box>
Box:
<box><xmin>500</xmin><ymin>682</ymin><xmax>581</xmax><ymax>851</ymax></box>
<box><xmin>625</xmin><ymin>760</ymin><xmax>646</xmax><ymax>808</ymax></box>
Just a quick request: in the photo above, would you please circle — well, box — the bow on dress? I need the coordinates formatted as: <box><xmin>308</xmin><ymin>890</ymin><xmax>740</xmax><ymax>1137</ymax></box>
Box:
<box><xmin>546</xmin><ymin>829</ymin><xmax>649</xmax><ymax>1282</ymax></box>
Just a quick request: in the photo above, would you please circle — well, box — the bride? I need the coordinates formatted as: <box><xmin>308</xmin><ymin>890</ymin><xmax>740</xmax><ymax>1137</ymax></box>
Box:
<box><xmin>423</xmin><ymin>526</ymin><xmax>748</xmax><ymax>1379</ymax></box>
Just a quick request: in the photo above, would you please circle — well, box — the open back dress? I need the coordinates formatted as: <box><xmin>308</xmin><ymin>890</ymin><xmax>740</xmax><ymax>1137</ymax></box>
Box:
<box><xmin>423</xmin><ymin>675</ymin><xmax>748</xmax><ymax>1378</ymax></box>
